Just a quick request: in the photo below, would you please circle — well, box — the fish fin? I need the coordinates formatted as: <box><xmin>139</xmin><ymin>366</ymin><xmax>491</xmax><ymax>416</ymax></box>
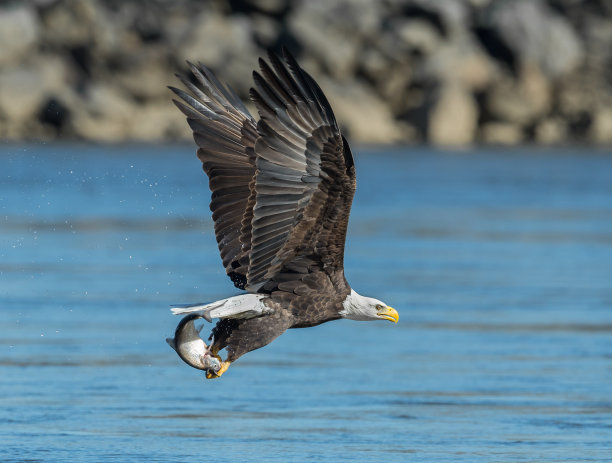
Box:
<box><xmin>170</xmin><ymin>294</ymin><xmax>270</xmax><ymax>320</ymax></box>
<box><xmin>165</xmin><ymin>337</ymin><xmax>176</xmax><ymax>350</ymax></box>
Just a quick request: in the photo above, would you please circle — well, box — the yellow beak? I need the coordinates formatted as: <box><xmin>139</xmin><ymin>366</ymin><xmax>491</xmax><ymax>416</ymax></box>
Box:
<box><xmin>377</xmin><ymin>306</ymin><xmax>399</xmax><ymax>323</ymax></box>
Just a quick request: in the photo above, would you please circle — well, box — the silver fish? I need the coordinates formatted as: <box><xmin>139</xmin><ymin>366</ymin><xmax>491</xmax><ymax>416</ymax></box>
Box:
<box><xmin>166</xmin><ymin>314</ymin><xmax>221</xmax><ymax>373</ymax></box>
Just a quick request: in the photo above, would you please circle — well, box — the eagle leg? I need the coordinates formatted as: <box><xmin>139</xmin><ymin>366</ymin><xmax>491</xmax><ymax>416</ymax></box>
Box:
<box><xmin>209</xmin><ymin>343</ymin><xmax>221</xmax><ymax>356</ymax></box>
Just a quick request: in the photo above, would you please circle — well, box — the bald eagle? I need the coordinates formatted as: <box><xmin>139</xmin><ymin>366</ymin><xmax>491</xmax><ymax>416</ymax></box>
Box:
<box><xmin>167</xmin><ymin>49</ymin><xmax>398</xmax><ymax>379</ymax></box>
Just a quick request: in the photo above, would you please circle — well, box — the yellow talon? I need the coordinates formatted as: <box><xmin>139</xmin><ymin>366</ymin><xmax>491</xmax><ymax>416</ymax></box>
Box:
<box><xmin>205</xmin><ymin>361</ymin><xmax>231</xmax><ymax>379</ymax></box>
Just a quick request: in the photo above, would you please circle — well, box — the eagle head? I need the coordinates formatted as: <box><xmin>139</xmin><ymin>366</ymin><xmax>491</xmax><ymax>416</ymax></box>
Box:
<box><xmin>341</xmin><ymin>289</ymin><xmax>399</xmax><ymax>323</ymax></box>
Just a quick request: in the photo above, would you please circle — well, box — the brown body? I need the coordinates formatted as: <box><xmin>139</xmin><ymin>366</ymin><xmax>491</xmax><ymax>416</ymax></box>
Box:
<box><xmin>212</xmin><ymin>272</ymin><xmax>348</xmax><ymax>362</ymax></box>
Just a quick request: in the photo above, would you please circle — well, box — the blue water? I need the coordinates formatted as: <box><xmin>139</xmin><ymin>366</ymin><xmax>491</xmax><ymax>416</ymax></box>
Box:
<box><xmin>1</xmin><ymin>144</ymin><xmax>611</xmax><ymax>462</ymax></box>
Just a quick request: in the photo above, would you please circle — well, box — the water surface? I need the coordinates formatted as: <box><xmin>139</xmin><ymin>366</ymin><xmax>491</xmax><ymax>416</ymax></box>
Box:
<box><xmin>1</xmin><ymin>144</ymin><xmax>611</xmax><ymax>462</ymax></box>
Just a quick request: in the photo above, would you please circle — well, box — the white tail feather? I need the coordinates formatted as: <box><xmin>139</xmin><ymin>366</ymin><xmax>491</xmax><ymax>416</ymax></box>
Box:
<box><xmin>170</xmin><ymin>294</ymin><xmax>270</xmax><ymax>321</ymax></box>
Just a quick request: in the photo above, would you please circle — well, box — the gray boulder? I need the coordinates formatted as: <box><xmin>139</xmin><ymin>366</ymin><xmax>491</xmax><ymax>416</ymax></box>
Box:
<box><xmin>479</xmin><ymin>0</ymin><xmax>583</xmax><ymax>77</ymax></box>
<box><xmin>428</xmin><ymin>83</ymin><xmax>478</xmax><ymax>146</ymax></box>
<box><xmin>0</xmin><ymin>5</ymin><xmax>39</xmax><ymax>66</ymax></box>
<box><xmin>485</xmin><ymin>64</ymin><xmax>551</xmax><ymax>125</ymax></box>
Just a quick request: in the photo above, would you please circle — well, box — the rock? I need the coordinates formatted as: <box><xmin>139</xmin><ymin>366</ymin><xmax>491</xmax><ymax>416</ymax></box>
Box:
<box><xmin>579</xmin><ymin>14</ymin><xmax>612</xmax><ymax>73</ymax></box>
<box><xmin>321</xmin><ymin>78</ymin><xmax>404</xmax><ymax>144</ymax></box>
<box><xmin>485</xmin><ymin>64</ymin><xmax>551</xmax><ymax>125</ymax></box>
<box><xmin>0</xmin><ymin>0</ymin><xmax>610</xmax><ymax>146</ymax></box>
<box><xmin>0</xmin><ymin>5</ymin><xmax>39</xmax><ymax>66</ymax></box>
<box><xmin>245</xmin><ymin>0</ymin><xmax>288</xmax><ymax>16</ymax></box>
<box><xmin>251</xmin><ymin>14</ymin><xmax>281</xmax><ymax>47</ymax></box>
<box><xmin>469</xmin><ymin>0</ymin><xmax>491</xmax><ymax>6</ymax></box>
<box><xmin>394</xmin><ymin>19</ymin><xmax>441</xmax><ymax>55</ymax></box>
<box><xmin>535</xmin><ymin>118</ymin><xmax>567</xmax><ymax>144</ymax></box>
<box><xmin>387</xmin><ymin>0</ymin><xmax>469</xmax><ymax>35</ymax></box>
<box><xmin>289</xmin><ymin>0</ymin><xmax>380</xmax><ymax>80</ymax></box>
<box><xmin>162</xmin><ymin>9</ymin><xmax>194</xmax><ymax>47</ymax></box>
<box><xmin>423</xmin><ymin>31</ymin><xmax>493</xmax><ymax>91</ymax></box>
<box><xmin>36</xmin><ymin>55</ymin><xmax>72</xmax><ymax>93</ymax></box>
<box><xmin>72</xmin><ymin>84</ymin><xmax>136</xmax><ymax>141</ymax></box>
<box><xmin>114</xmin><ymin>57</ymin><xmax>171</xmax><ymax>100</ymax></box>
<box><xmin>0</xmin><ymin>67</ymin><xmax>47</xmax><ymax>123</ymax></box>
<box><xmin>356</xmin><ymin>45</ymin><xmax>413</xmax><ymax>116</ymax></box>
<box><xmin>178</xmin><ymin>12</ymin><xmax>259</xmax><ymax>96</ymax></box>
<box><xmin>481</xmin><ymin>122</ymin><xmax>523</xmax><ymax>145</ymax></box>
<box><xmin>39</xmin><ymin>0</ymin><xmax>97</xmax><ymax>47</ymax></box>
<box><xmin>428</xmin><ymin>83</ymin><xmax>478</xmax><ymax>146</ymax></box>
<box><xmin>356</xmin><ymin>45</ymin><xmax>390</xmax><ymax>83</ymax></box>
<box><xmin>590</xmin><ymin>108</ymin><xmax>612</xmax><ymax>144</ymax></box>
<box><xmin>380</xmin><ymin>65</ymin><xmax>415</xmax><ymax>115</ymax></box>
<box><xmin>557</xmin><ymin>73</ymin><xmax>599</xmax><ymax>118</ymax></box>
<box><xmin>130</xmin><ymin>102</ymin><xmax>189</xmax><ymax>141</ymax></box>
<box><xmin>480</xmin><ymin>0</ymin><xmax>583</xmax><ymax>77</ymax></box>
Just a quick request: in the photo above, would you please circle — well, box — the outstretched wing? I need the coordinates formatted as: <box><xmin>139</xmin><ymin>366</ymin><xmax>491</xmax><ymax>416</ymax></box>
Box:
<box><xmin>247</xmin><ymin>49</ymin><xmax>356</xmax><ymax>291</ymax></box>
<box><xmin>170</xmin><ymin>63</ymin><xmax>258</xmax><ymax>290</ymax></box>
<box><xmin>172</xmin><ymin>50</ymin><xmax>356</xmax><ymax>294</ymax></box>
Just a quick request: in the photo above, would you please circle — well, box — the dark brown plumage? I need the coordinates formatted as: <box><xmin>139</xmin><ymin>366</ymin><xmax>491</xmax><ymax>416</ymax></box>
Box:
<box><xmin>168</xmin><ymin>49</ymin><xmax>396</xmax><ymax>378</ymax></box>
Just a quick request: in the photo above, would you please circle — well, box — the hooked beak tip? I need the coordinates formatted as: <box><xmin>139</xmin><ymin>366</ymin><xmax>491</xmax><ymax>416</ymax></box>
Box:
<box><xmin>378</xmin><ymin>306</ymin><xmax>399</xmax><ymax>323</ymax></box>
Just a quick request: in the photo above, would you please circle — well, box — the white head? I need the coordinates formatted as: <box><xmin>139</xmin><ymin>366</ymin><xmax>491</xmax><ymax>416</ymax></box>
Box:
<box><xmin>340</xmin><ymin>289</ymin><xmax>399</xmax><ymax>323</ymax></box>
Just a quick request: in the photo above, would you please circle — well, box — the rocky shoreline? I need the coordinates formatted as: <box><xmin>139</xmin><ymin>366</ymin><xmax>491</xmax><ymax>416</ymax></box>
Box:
<box><xmin>1</xmin><ymin>0</ymin><xmax>611</xmax><ymax>146</ymax></box>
